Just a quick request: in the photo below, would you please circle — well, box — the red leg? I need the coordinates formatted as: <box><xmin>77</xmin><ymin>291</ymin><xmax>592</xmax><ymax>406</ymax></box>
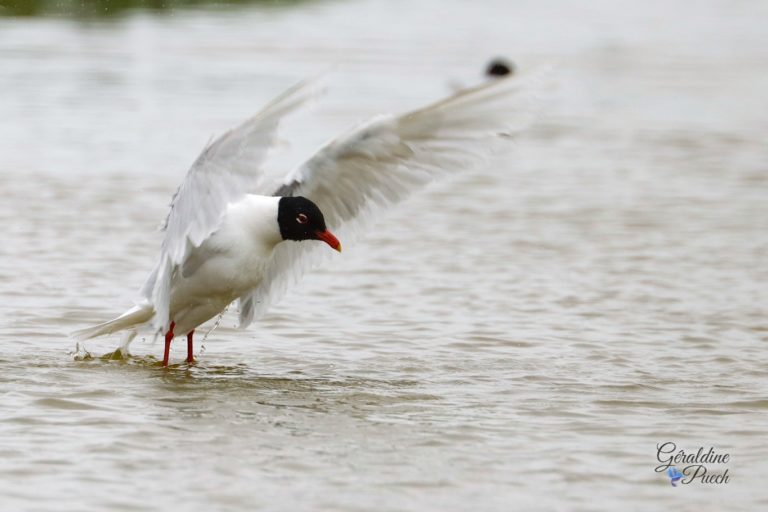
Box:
<box><xmin>162</xmin><ymin>321</ymin><xmax>175</xmax><ymax>367</ymax></box>
<box><xmin>186</xmin><ymin>330</ymin><xmax>195</xmax><ymax>364</ymax></box>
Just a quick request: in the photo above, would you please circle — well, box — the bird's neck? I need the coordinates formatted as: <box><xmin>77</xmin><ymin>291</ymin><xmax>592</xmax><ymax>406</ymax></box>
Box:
<box><xmin>224</xmin><ymin>195</ymin><xmax>282</xmax><ymax>249</ymax></box>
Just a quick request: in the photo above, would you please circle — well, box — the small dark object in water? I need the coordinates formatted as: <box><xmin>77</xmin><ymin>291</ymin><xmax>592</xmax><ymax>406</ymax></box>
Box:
<box><xmin>486</xmin><ymin>58</ymin><xmax>514</xmax><ymax>77</ymax></box>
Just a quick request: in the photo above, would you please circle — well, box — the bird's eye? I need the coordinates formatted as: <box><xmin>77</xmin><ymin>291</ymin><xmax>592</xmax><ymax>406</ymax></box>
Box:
<box><xmin>296</xmin><ymin>213</ymin><xmax>308</xmax><ymax>224</ymax></box>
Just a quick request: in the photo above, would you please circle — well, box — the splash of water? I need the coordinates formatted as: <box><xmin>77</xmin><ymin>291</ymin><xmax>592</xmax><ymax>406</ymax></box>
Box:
<box><xmin>70</xmin><ymin>342</ymin><xmax>93</xmax><ymax>361</ymax></box>
<box><xmin>199</xmin><ymin>304</ymin><xmax>229</xmax><ymax>357</ymax></box>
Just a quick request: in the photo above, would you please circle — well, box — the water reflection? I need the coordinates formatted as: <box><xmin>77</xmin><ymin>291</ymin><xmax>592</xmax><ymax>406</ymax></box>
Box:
<box><xmin>68</xmin><ymin>354</ymin><xmax>440</xmax><ymax>423</ymax></box>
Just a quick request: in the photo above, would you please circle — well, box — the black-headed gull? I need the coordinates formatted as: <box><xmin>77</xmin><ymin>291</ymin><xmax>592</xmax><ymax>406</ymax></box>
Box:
<box><xmin>73</xmin><ymin>73</ymin><xmax>540</xmax><ymax>365</ymax></box>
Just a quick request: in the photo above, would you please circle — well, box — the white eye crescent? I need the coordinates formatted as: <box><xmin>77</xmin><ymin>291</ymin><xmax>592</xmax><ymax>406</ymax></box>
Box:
<box><xmin>296</xmin><ymin>213</ymin><xmax>308</xmax><ymax>224</ymax></box>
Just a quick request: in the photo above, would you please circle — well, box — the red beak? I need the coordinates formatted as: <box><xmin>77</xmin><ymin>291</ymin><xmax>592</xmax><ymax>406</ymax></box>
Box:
<box><xmin>315</xmin><ymin>230</ymin><xmax>342</xmax><ymax>252</ymax></box>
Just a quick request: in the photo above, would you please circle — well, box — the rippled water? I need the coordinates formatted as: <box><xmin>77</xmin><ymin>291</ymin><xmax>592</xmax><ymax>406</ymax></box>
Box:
<box><xmin>1</xmin><ymin>0</ymin><xmax>767</xmax><ymax>510</ymax></box>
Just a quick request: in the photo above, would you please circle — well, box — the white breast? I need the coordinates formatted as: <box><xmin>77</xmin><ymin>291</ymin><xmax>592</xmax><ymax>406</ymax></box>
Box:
<box><xmin>166</xmin><ymin>195</ymin><xmax>282</xmax><ymax>333</ymax></box>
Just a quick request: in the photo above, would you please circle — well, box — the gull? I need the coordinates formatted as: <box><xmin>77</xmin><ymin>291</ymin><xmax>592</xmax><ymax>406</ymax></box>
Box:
<box><xmin>73</xmin><ymin>72</ymin><xmax>540</xmax><ymax>365</ymax></box>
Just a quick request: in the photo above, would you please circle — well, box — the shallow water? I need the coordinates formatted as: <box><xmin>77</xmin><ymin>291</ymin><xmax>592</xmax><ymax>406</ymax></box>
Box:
<box><xmin>1</xmin><ymin>0</ymin><xmax>767</xmax><ymax>510</ymax></box>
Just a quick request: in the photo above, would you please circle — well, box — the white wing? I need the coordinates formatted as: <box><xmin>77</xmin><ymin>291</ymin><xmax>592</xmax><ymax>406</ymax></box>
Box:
<box><xmin>141</xmin><ymin>77</ymin><xmax>325</xmax><ymax>331</ymax></box>
<box><xmin>238</xmin><ymin>72</ymin><xmax>547</xmax><ymax>327</ymax></box>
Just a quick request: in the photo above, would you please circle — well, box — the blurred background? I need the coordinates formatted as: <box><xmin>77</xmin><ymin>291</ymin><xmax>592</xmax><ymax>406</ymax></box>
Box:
<box><xmin>1</xmin><ymin>1</ymin><xmax>767</xmax><ymax>511</ymax></box>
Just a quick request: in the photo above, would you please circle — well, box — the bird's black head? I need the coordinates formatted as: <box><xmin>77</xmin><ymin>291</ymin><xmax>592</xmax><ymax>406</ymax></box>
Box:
<box><xmin>277</xmin><ymin>196</ymin><xmax>342</xmax><ymax>252</ymax></box>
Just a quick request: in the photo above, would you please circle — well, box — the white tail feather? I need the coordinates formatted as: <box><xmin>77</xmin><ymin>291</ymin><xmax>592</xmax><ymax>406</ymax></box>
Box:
<box><xmin>71</xmin><ymin>305</ymin><xmax>154</xmax><ymax>341</ymax></box>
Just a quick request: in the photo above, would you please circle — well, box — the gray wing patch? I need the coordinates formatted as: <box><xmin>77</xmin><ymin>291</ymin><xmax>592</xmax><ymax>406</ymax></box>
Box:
<box><xmin>181</xmin><ymin>243</ymin><xmax>224</xmax><ymax>279</ymax></box>
<box><xmin>273</xmin><ymin>181</ymin><xmax>299</xmax><ymax>197</ymax></box>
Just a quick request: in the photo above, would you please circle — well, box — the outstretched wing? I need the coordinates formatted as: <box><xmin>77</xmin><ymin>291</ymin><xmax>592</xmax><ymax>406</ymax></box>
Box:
<box><xmin>238</xmin><ymin>72</ymin><xmax>547</xmax><ymax>327</ymax></box>
<box><xmin>142</xmin><ymin>77</ymin><xmax>325</xmax><ymax>330</ymax></box>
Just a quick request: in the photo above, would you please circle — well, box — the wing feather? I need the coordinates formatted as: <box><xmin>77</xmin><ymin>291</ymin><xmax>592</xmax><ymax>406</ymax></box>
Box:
<box><xmin>142</xmin><ymin>77</ymin><xmax>325</xmax><ymax>330</ymax></box>
<box><xmin>237</xmin><ymin>71</ymin><xmax>547</xmax><ymax>327</ymax></box>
